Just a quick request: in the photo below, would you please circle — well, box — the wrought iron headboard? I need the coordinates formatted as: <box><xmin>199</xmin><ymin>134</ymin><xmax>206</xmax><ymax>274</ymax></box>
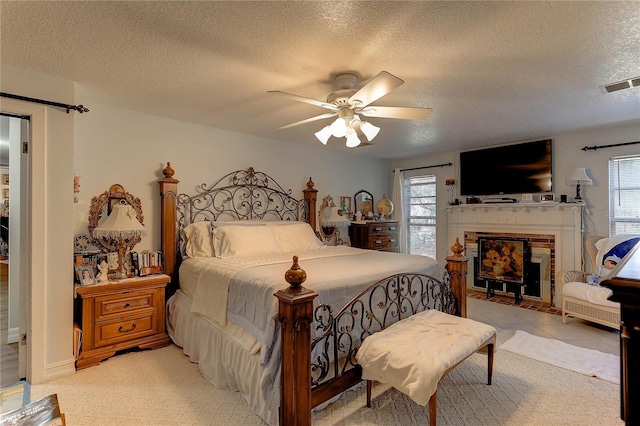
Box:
<box><xmin>175</xmin><ymin>167</ymin><xmax>309</xmax><ymax>254</ymax></box>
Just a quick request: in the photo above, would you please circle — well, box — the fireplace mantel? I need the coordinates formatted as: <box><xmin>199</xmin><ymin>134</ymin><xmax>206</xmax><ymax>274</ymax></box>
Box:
<box><xmin>447</xmin><ymin>202</ymin><xmax>584</xmax><ymax>307</ymax></box>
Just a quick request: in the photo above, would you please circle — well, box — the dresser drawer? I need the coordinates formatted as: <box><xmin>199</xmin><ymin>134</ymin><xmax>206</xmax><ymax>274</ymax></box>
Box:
<box><xmin>95</xmin><ymin>291</ymin><xmax>154</xmax><ymax>321</ymax></box>
<box><xmin>94</xmin><ymin>313</ymin><xmax>155</xmax><ymax>348</ymax></box>
<box><xmin>368</xmin><ymin>223</ymin><xmax>398</xmax><ymax>236</ymax></box>
<box><xmin>369</xmin><ymin>235</ymin><xmax>399</xmax><ymax>251</ymax></box>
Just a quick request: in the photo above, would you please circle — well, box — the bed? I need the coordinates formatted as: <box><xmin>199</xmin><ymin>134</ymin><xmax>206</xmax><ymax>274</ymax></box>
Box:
<box><xmin>157</xmin><ymin>164</ymin><xmax>468</xmax><ymax>425</ymax></box>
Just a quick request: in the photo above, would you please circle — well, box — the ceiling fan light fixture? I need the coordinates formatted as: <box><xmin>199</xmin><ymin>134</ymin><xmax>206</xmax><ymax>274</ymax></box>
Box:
<box><xmin>360</xmin><ymin>121</ymin><xmax>380</xmax><ymax>141</ymax></box>
<box><xmin>330</xmin><ymin>117</ymin><xmax>348</xmax><ymax>138</ymax></box>
<box><xmin>315</xmin><ymin>126</ymin><xmax>332</xmax><ymax>145</ymax></box>
<box><xmin>345</xmin><ymin>129</ymin><xmax>361</xmax><ymax>148</ymax></box>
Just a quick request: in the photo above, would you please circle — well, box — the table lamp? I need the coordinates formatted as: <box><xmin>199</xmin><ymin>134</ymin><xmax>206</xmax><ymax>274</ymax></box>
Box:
<box><xmin>92</xmin><ymin>202</ymin><xmax>146</xmax><ymax>279</ymax></box>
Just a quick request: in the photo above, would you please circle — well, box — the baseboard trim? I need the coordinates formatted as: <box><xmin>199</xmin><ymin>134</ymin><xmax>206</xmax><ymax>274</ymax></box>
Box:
<box><xmin>44</xmin><ymin>358</ymin><xmax>76</xmax><ymax>381</ymax></box>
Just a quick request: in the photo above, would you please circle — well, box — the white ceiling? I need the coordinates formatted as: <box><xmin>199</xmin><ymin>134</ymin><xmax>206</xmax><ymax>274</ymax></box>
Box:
<box><xmin>1</xmin><ymin>1</ymin><xmax>639</xmax><ymax>159</ymax></box>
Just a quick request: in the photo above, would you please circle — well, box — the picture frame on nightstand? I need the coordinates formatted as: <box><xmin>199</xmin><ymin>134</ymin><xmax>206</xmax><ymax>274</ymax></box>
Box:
<box><xmin>76</xmin><ymin>265</ymin><xmax>96</xmax><ymax>286</ymax></box>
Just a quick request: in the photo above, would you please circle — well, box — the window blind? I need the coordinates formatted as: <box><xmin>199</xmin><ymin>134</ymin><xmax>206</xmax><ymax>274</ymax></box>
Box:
<box><xmin>609</xmin><ymin>155</ymin><xmax>640</xmax><ymax>235</ymax></box>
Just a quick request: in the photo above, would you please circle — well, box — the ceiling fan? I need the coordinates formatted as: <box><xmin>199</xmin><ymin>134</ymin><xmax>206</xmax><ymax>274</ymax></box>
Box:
<box><xmin>268</xmin><ymin>71</ymin><xmax>432</xmax><ymax>148</ymax></box>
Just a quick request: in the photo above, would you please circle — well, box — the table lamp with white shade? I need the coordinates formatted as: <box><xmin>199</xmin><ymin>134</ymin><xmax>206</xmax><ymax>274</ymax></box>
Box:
<box><xmin>92</xmin><ymin>202</ymin><xmax>146</xmax><ymax>279</ymax></box>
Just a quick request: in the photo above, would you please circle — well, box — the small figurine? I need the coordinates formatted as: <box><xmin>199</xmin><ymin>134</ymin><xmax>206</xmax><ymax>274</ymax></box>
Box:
<box><xmin>97</xmin><ymin>260</ymin><xmax>109</xmax><ymax>283</ymax></box>
<box><xmin>587</xmin><ymin>255</ymin><xmax>620</xmax><ymax>285</ymax></box>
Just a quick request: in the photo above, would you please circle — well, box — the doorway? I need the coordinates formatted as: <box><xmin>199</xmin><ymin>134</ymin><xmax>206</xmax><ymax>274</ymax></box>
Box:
<box><xmin>0</xmin><ymin>113</ymin><xmax>30</xmax><ymax>388</ymax></box>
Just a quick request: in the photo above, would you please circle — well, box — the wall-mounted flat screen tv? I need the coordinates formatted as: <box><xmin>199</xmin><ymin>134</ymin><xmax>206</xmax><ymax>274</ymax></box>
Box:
<box><xmin>460</xmin><ymin>139</ymin><xmax>553</xmax><ymax>196</ymax></box>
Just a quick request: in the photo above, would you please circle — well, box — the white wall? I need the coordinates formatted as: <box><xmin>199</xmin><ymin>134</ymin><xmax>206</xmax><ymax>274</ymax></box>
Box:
<box><xmin>389</xmin><ymin>120</ymin><xmax>640</xmax><ymax>262</ymax></box>
<box><xmin>72</xmin><ymin>91</ymin><xmax>388</xmax><ymax>252</ymax></box>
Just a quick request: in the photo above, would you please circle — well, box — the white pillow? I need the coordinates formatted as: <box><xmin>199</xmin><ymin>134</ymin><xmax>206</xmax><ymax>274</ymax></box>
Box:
<box><xmin>213</xmin><ymin>225</ymin><xmax>282</xmax><ymax>259</ymax></box>
<box><xmin>265</xmin><ymin>220</ymin><xmax>308</xmax><ymax>226</ymax></box>
<box><xmin>183</xmin><ymin>221</ymin><xmax>214</xmax><ymax>258</ymax></box>
<box><xmin>271</xmin><ymin>222</ymin><xmax>324</xmax><ymax>252</ymax></box>
<box><xmin>211</xmin><ymin>220</ymin><xmax>267</xmax><ymax>229</ymax></box>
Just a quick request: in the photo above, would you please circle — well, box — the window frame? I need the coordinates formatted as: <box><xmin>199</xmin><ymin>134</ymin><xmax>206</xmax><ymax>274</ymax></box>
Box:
<box><xmin>609</xmin><ymin>154</ymin><xmax>640</xmax><ymax>236</ymax></box>
<box><xmin>405</xmin><ymin>175</ymin><xmax>437</xmax><ymax>258</ymax></box>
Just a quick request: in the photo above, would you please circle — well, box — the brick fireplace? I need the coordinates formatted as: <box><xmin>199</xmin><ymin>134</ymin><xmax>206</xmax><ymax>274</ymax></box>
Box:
<box><xmin>446</xmin><ymin>203</ymin><xmax>584</xmax><ymax>307</ymax></box>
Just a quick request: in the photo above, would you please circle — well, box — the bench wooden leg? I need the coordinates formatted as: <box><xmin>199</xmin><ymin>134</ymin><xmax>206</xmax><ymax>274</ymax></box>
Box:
<box><xmin>487</xmin><ymin>341</ymin><xmax>495</xmax><ymax>385</ymax></box>
<box><xmin>366</xmin><ymin>380</ymin><xmax>372</xmax><ymax>407</ymax></box>
<box><xmin>428</xmin><ymin>389</ymin><xmax>437</xmax><ymax>426</ymax></box>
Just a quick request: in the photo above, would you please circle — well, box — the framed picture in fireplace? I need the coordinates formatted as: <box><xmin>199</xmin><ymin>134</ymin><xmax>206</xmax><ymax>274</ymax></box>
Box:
<box><xmin>478</xmin><ymin>237</ymin><xmax>527</xmax><ymax>284</ymax></box>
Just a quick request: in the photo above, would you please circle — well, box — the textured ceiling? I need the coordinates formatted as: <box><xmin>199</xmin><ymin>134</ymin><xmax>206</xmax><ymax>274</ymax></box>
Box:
<box><xmin>1</xmin><ymin>1</ymin><xmax>639</xmax><ymax>159</ymax></box>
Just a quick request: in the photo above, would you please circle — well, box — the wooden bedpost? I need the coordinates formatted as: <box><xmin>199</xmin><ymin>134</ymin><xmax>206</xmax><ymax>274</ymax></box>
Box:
<box><xmin>446</xmin><ymin>237</ymin><xmax>468</xmax><ymax>317</ymax></box>
<box><xmin>303</xmin><ymin>178</ymin><xmax>318</xmax><ymax>231</ymax></box>
<box><xmin>275</xmin><ymin>256</ymin><xmax>317</xmax><ymax>426</ymax></box>
<box><xmin>158</xmin><ymin>162</ymin><xmax>179</xmax><ymax>279</ymax></box>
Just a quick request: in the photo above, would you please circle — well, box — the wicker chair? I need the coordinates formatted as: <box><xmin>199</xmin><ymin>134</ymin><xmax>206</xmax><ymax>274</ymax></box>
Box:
<box><xmin>559</xmin><ymin>235</ymin><xmax>621</xmax><ymax>330</ymax></box>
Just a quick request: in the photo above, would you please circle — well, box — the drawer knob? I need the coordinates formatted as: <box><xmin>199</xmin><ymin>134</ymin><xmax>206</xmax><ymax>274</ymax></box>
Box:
<box><xmin>375</xmin><ymin>239</ymin><xmax>382</xmax><ymax>244</ymax></box>
<box><xmin>389</xmin><ymin>227</ymin><xmax>396</xmax><ymax>230</ymax></box>
<box><xmin>118</xmin><ymin>323</ymin><xmax>137</xmax><ymax>333</ymax></box>
<box><xmin>390</xmin><ymin>239</ymin><xmax>396</xmax><ymax>243</ymax></box>
<box><xmin>374</xmin><ymin>227</ymin><xmax>382</xmax><ymax>231</ymax></box>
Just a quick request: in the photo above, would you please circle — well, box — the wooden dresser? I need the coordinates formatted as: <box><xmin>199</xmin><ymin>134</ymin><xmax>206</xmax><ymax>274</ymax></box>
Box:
<box><xmin>75</xmin><ymin>274</ymin><xmax>171</xmax><ymax>369</ymax></box>
<box><xmin>601</xmin><ymin>243</ymin><xmax>640</xmax><ymax>424</ymax></box>
<box><xmin>350</xmin><ymin>220</ymin><xmax>399</xmax><ymax>252</ymax></box>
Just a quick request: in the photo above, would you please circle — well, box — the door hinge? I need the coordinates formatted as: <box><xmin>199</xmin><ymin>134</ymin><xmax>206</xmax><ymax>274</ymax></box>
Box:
<box><xmin>20</xmin><ymin>333</ymin><xmax>27</xmax><ymax>345</ymax></box>
<box><xmin>22</xmin><ymin>141</ymin><xmax>28</xmax><ymax>154</ymax></box>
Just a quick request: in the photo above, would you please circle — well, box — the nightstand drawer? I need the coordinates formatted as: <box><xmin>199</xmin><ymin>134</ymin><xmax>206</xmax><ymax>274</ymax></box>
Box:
<box><xmin>96</xmin><ymin>292</ymin><xmax>154</xmax><ymax>321</ymax></box>
<box><xmin>95</xmin><ymin>314</ymin><xmax>155</xmax><ymax>348</ymax></box>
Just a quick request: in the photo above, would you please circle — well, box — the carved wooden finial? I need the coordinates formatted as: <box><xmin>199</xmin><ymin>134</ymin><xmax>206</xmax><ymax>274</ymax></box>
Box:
<box><xmin>306</xmin><ymin>177</ymin><xmax>315</xmax><ymax>190</ymax></box>
<box><xmin>450</xmin><ymin>237</ymin><xmax>465</xmax><ymax>258</ymax></box>
<box><xmin>162</xmin><ymin>162</ymin><xmax>175</xmax><ymax>178</ymax></box>
<box><xmin>285</xmin><ymin>255</ymin><xmax>307</xmax><ymax>289</ymax></box>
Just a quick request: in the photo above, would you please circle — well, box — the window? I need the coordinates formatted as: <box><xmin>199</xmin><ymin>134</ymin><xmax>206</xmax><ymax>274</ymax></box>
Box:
<box><xmin>406</xmin><ymin>175</ymin><xmax>436</xmax><ymax>258</ymax></box>
<box><xmin>609</xmin><ymin>155</ymin><xmax>640</xmax><ymax>235</ymax></box>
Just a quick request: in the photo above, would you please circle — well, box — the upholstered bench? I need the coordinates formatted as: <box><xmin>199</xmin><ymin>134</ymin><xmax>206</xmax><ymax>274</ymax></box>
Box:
<box><xmin>357</xmin><ymin>310</ymin><xmax>496</xmax><ymax>426</ymax></box>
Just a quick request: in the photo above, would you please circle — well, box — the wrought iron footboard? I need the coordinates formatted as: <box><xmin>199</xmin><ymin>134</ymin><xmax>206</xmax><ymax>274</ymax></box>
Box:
<box><xmin>310</xmin><ymin>272</ymin><xmax>457</xmax><ymax>388</ymax></box>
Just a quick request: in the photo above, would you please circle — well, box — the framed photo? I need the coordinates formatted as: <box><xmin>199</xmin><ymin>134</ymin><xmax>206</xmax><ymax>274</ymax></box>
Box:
<box><xmin>340</xmin><ymin>196</ymin><xmax>352</xmax><ymax>215</ymax></box>
<box><xmin>1</xmin><ymin>174</ymin><xmax>8</xmax><ymax>185</ymax></box>
<box><xmin>76</xmin><ymin>265</ymin><xmax>96</xmax><ymax>286</ymax></box>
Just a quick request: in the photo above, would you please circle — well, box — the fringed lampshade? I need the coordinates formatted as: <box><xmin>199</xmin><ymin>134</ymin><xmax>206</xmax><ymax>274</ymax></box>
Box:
<box><xmin>93</xmin><ymin>203</ymin><xmax>146</xmax><ymax>279</ymax></box>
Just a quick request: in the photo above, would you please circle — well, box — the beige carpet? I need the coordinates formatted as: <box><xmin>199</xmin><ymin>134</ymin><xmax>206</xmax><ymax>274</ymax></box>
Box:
<box><xmin>30</xmin><ymin>331</ymin><xmax>623</xmax><ymax>426</ymax></box>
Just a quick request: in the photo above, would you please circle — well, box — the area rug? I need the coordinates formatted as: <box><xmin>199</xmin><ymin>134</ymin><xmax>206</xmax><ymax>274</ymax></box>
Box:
<box><xmin>500</xmin><ymin>330</ymin><xmax>620</xmax><ymax>384</ymax></box>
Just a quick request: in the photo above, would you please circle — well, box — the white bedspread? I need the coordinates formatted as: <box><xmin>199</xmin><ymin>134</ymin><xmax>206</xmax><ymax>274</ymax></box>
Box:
<box><xmin>357</xmin><ymin>310</ymin><xmax>496</xmax><ymax>406</ymax></box>
<box><xmin>181</xmin><ymin>245</ymin><xmax>441</xmax><ymax>409</ymax></box>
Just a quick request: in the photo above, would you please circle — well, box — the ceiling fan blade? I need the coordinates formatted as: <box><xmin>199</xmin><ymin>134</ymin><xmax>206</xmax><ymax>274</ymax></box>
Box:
<box><xmin>268</xmin><ymin>91</ymin><xmax>338</xmax><ymax>111</ymax></box>
<box><xmin>360</xmin><ymin>106</ymin><xmax>433</xmax><ymax>120</ymax></box>
<box><xmin>348</xmin><ymin>71</ymin><xmax>404</xmax><ymax>107</ymax></box>
<box><xmin>278</xmin><ymin>112</ymin><xmax>337</xmax><ymax>129</ymax></box>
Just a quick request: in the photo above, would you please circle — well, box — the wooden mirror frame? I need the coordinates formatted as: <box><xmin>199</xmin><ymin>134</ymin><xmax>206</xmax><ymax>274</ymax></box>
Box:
<box><xmin>88</xmin><ymin>184</ymin><xmax>144</xmax><ymax>253</ymax></box>
<box><xmin>353</xmin><ymin>189</ymin><xmax>374</xmax><ymax>217</ymax></box>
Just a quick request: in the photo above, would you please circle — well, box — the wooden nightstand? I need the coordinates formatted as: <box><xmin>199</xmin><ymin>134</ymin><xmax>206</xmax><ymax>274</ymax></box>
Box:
<box><xmin>74</xmin><ymin>274</ymin><xmax>171</xmax><ymax>370</ymax></box>
<box><xmin>350</xmin><ymin>220</ymin><xmax>399</xmax><ymax>252</ymax></box>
